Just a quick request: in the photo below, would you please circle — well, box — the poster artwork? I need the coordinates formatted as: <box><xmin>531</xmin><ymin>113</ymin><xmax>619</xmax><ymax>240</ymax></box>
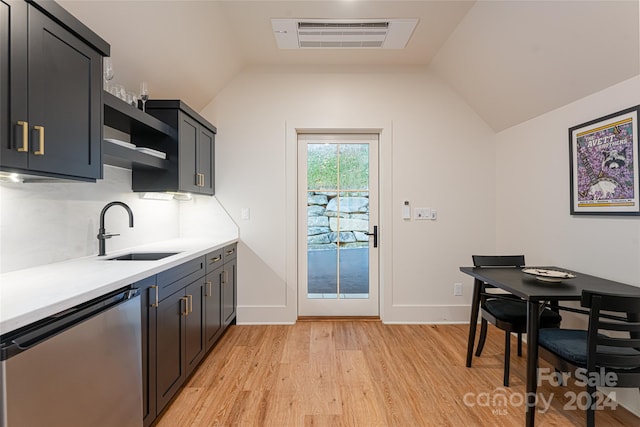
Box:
<box><xmin>576</xmin><ymin>117</ymin><xmax>636</xmax><ymax>208</ymax></box>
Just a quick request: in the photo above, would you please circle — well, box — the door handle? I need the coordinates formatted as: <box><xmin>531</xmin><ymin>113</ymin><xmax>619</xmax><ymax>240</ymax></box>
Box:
<box><xmin>365</xmin><ymin>225</ymin><xmax>378</xmax><ymax>248</ymax></box>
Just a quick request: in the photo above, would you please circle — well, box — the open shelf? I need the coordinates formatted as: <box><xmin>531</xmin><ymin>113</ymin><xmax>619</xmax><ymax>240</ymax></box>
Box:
<box><xmin>102</xmin><ymin>91</ymin><xmax>176</xmax><ymax>171</ymax></box>
<box><xmin>103</xmin><ymin>92</ymin><xmax>177</xmax><ymax>139</ymax></box>
<box><xmin>103</xmin><ymin>140</ymin><xmax>169</xmax><ymax>170</ymax></box>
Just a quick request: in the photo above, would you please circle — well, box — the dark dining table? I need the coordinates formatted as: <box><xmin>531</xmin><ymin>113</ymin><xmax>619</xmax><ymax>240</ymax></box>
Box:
<box><xmin>460</xmin><ymin>265</ymin><xmax>640</xmax><ymax>427</ymax></box>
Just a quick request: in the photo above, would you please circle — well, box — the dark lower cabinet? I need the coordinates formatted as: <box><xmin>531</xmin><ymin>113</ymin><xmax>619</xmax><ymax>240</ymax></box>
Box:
<box><xmin>204</xmin><ymin>266</ymin><xmax>223</xmax><ymax>350</ymax></box>
<box><xmin>185</xmin><ymin>280</ymin><xmax>205</xmax><ymax>375</ymax></box>
<box><xmin>1</xmin><ymin>0</ymin><xmax>108</xmax><ymax>181</ymax></box>
<box><xmin>156</xmin><ymin>289</ymin><xmax>186</xmax><ymax>413</ymax></box>
<box><xmin>222</xmin><ymin>258</ymin><xmax>237</xmax><ymax>327</ymax></box>
<box><xmin>135</xmin><ymin>244</ymin><xmax>237</xmax><ymax>427</ymax></box>
<box><xmin>135</xmin><ymin>276</ymin><xmax>157</xmax><ymax>427</ymax></box>
<box><xmin>222</xmin><ymin>243</ymin><xmax>237</xmax><ymax>327</ymax></box>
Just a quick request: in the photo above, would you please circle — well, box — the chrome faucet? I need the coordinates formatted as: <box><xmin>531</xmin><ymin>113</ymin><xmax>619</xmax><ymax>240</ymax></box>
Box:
<box><xmin>97</xmin><ymin>201</ymin><xmax>134</xmax><ymax>256</ymax></box>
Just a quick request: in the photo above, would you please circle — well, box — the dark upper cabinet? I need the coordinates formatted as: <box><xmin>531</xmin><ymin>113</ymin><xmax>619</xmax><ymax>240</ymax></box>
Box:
<box><xmin>133</xmin><ymin>100</ymin><xmax>216</xmax><ymax>195</ymax></box>
<box><xmin>0</xmin><ymin>2</ymin><xmax>10</xmax><ymax>155</ymax></box>
<box><xmin>1</xmin><ymin>0</ymin><xmax>109</xmax><ymax>181</ymax></box>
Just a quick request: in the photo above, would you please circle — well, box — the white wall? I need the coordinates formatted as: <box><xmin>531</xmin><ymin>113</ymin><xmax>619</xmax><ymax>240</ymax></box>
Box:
<box><xmin>495</xmin><ymin>75</ymin><xmax>640</xmax><ymax>284</ymax></box>
<box><xmin>201</xmin><ymin>65</ymin><xmax>497</xmax><ymax>324</ymax></box>
<box><xmin>495</xmin><ymin>75</ymin><xmax>640</xmax><ymax>416</ymax></box>
<box><xmin>0</xmin><ymin>166</ymin><xmax>178</xmax><ymax>272</ymax></box>
<box><xmin>0</xmin><ymin>165</ymin><xmax>236</xmax><ymax>273</ymax></box>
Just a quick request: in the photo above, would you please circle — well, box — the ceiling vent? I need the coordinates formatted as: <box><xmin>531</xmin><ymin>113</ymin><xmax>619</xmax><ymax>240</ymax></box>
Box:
<box><xmin>272</xmin><ymin>18</ymin><xmax>418</xmax><ymax>49</ymax></box>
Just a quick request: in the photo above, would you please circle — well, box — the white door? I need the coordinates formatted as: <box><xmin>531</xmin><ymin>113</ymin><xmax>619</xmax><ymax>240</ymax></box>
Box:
<box><xmin>298</xmin><ymin>133</ymin><xmax>379</xmax><ymax>317</ymax></box>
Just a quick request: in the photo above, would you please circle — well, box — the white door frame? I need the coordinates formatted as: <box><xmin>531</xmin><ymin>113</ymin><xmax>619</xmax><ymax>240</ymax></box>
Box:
<box><xmin>284</xmin><ymin>122</ymin><xmax>393</xmax><ymax>322</ymax></box>
<box><xmin>297</xmin><ymin>133</ymin><xmax>379</xmax><ymax>316</ymax></box>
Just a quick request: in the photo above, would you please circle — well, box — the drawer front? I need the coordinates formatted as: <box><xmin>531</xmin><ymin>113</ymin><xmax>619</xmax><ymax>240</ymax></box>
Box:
<box><xmin>222</xmin><ymin>243</ymin><xmax>237</xmax><ymax>263</ymax></box>
<box><xmin>205</xmin><ymin>249</ymin><xmax>223</xmax><ymax>274</ymax></box>
<box><xmin>157</xmin><ymin>256</ymin><xmax>205</xmax><ymax>301</ymax></box>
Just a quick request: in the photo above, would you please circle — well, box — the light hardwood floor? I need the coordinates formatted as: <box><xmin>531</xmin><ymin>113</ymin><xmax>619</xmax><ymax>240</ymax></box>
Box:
<box><xmin>156</xmin><ymin>322</ymin><xmax>639</xmax><ymax>426</ymax></box>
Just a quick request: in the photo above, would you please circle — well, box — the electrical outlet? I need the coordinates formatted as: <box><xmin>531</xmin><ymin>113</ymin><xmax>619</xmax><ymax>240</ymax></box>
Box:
<box><xmin>454</xmin><ymin>283</ymin><xmax>463</xmax><ymax>296</ymax></box>
<box><xmin>241</xmin><ymin>207</ymin><xmax>250</xmax><ymax>220</ymax></box>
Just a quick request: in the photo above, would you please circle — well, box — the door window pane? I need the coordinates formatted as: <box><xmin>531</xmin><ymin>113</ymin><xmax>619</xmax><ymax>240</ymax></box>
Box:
<box><xmin>339</xmin><ymin>143</ymin><xmax>369</xmax><ymax>190</ymax></box>
<box><xmin>307</xmin><ymin>143</ymin><xmax>337</xmax><ymax>191</ymax></box>
<box><xmin>306</xmin><ymin>143</ymin><xmax>370</xmax><ymax>300</ymax></box>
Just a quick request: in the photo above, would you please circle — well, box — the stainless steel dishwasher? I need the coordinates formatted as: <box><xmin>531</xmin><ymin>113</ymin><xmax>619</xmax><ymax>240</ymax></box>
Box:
<box><xmin>0</xmin><ymin>286</ymin><xmax>142</xmax><ymax>427</ymax></box>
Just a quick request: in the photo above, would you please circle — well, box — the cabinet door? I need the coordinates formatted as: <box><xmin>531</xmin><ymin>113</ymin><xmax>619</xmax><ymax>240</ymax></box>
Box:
<box><xmin>24</xmin><ymin>4</ymin><xmax>102</xmax><ymax>179</ymax></box>
<box><xmin>1</xmin><ymin>0</ymin><xmax>28</xmax><ymax>169</ymax></box>
<box><xmin>222</xmin><ymin>259</ymin><xmax>237</xmax><ymax>326</ymax></box>
<box><xmin>178</xmin><ymin>113</ymin><xmax>200</xmax><ymax>193</ymax></box>
<box><xmin>0</xmin><ymin>2</ymin><xmax>6</xmax><ymax>153</ymax></box>
<box><xmin>204</xmin><ymin>267</ymin><xmax>223</xmax><ymax>350</ymax></box>
<box><xmin>198</xmin><ymin>126</ymin><xmax>215</xmax><ymax>195</ymax></box>
<box><xmin>185</xmin><ymin>280</ymin><xmax>205</xmax><ymax>375</ymax></box>
<box><xmin>134</xmin><ymin>276</ymin><xmax>158</xmax><ymax>427</ymax></box>
<box><xmin>156</xmin><ymin>290</ymin><xmax>187</xmax><ymax>412</ymax></box>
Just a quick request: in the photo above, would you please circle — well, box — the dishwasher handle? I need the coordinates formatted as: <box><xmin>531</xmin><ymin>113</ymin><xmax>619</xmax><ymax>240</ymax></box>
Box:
<box><xmin>1</xmin><ymin>287</ymin><xmax>137</xmax><ymax>360</ymax></box>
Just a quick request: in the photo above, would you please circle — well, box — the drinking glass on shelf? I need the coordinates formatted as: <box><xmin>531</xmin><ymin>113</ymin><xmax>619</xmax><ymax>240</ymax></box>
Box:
<box><xmin>126</xmin><ymin>92</ymin><xmax>138</xmax><ymax>107</ymax></box>
<box><xmin>140</xmin><ymin>81</ymin><xmax>149</xmax><ymax>112</ymax></box>
<box><xmin>103</xmin><ymin>57</ymin><xmax>114</xmax><ymax>91</ymax></box>
<box><xmin>110</xmin><ymin>84</ymin><xmax>126</xmax><ymax>101</ymax></box>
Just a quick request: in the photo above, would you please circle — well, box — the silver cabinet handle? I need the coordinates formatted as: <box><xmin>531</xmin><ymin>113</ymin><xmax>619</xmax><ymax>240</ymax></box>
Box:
<box><xmin>206</xmin><ymin>281</ymin><xmax>212</xmax><ymax>297</ymax></box>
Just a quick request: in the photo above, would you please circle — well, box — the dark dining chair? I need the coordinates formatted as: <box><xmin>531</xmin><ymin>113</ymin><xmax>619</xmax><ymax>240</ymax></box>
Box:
<box><xmin>472</xmin><ymin>255</ymin><xmax>562</xmax><ymax>386</ymax></box>
<box><xmin>538</xmin><ymin>290</ymin><xmax>640</xmax><ymax>427</ymax></box>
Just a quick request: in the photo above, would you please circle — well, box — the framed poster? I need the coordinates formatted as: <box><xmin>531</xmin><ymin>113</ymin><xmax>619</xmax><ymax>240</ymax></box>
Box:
<box><xmin>569</xmin><ymin>105</ymin><xmax>640</xmax><ymax>215</ymax></box>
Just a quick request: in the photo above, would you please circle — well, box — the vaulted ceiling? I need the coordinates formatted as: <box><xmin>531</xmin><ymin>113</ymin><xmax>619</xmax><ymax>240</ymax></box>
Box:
<box><xmin>60</xmin><ymin>0</ymin><xmax>640</xmax><ymax>132</ymax></box>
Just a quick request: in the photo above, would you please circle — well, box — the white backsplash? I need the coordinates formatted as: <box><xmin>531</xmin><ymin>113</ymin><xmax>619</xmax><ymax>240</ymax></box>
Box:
<box><xmin>0</xmin><ymin>166</ymin><xmax>180</xmax><ymax>273</ymax></box>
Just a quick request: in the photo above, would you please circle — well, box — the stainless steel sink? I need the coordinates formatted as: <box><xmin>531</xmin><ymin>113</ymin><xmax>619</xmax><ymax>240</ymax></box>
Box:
<box><xmin>106</xmin><ymin>252</ymin><xmax>180</xmax><ymax>261</ymax></box>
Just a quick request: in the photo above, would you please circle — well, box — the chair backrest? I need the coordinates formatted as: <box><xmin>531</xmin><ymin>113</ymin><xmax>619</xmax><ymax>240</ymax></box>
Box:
<box><xmin>472</xmin><ymin>255</ymin><xmax>525</xmax><ymax>268</ymax></box>
<box><xmin>581</xmin><ymin>290</ymin><xmax>640</xmax><ymax>373</ymax></box>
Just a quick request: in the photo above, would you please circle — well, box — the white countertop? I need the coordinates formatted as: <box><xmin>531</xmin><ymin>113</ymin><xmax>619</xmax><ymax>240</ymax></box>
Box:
<box><xmin>0</xmin><ymin>237</ymin><xmax>237</xmax><ymax>334</ymax></box>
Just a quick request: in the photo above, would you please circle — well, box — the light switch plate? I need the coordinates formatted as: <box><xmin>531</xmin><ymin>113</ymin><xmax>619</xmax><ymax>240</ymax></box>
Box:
<box><xmin>241</xmin><ymin>207</ymin><xmax>250</xmax><ymax>220</ymax></box>
<box><xmin>414</xmin><ymin>208</ymin><xmax>431</xmax><ymax>220</ymax></box>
